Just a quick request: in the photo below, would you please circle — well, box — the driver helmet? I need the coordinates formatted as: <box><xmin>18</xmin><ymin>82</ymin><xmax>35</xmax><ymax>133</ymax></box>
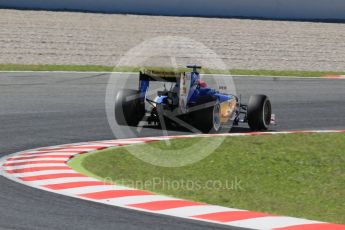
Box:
<box><xmin>198</xmin><ymin>80</ymin><xmax>208</xmax><ymax>88</ymax></box>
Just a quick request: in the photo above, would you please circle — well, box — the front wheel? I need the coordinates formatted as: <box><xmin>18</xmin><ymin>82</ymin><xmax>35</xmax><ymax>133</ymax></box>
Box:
<box><xmin>247</xmin><ymin>95</ymin><xmax>271</xmax><ymax>131</ymax></box>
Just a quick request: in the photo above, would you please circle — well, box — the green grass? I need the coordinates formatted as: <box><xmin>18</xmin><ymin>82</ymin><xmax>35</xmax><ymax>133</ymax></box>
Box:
<box><xmin>69</xmin><ymin>133</ymin><xmax>345</xmax><ymax>224</ymax></box>
<box><xmin>1</xmin><ymin>64</ymin><xmax>344</xmax><ymax>77</ymax></box>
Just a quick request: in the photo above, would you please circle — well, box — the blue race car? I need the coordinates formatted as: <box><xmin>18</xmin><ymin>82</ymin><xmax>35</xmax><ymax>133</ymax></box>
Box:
<box><xmin>115</xmin><ymin>65</ymin><xmax>273</xmax><ymax>133</ymax></box>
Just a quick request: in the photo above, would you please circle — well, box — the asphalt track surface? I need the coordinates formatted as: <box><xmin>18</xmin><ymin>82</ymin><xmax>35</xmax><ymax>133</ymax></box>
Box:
<box><xmin>0</xmin><ymin>72</ymin><xmax>344</xmax><ymax>230</ymax></box>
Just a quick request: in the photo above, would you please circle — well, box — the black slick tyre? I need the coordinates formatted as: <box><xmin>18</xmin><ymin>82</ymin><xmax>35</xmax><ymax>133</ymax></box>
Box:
<box><xmin>115</xmin><ymin>89</ymin><xmax>145</xmax><ymax>126</ymax></box>
<box><xmin>247</xmin><ymin>94</ymin><xmax>271</xmax><ymax>131</ymax></box>
<box><xmin>192</xmin><ymin>96</ymin><xmax>221</xmax><ymax>133</ymax></box>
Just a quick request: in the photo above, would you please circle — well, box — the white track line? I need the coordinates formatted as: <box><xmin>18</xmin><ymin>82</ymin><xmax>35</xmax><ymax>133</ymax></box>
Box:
<box><xmin>225</xmin><ymin>216</ymin><xmax>324</xmax><ymax>229</ymax></box>
<box><xmin>3</xmin><ymin>163</ymin><xmax>67</xmax><ymax>170</ymax></box>
<box><xmin>160</xmin><ymin>205</ymin><xmax>242</xmax><ymax>217</ymax></box>
<box><xmin>9</xmin><ymin>152</ymin><xmax>75</xmax><ymax>158</ymax></box>
<box><xmin>106</xmin><ymin>195</ymin><xmax>181</xmax><ymax>206</ymax></box>
<box><xmin>1</xmin><ymin>71</ymin><xmax>345</xmax><ymax>80</ymax></box>
<box><xmin>7</xmin><ymin>170</ymin><xmax>76</xmax><ymax>178</ymax></box>
<box><xmin>58</xmin><ymin>185</ymin><xmax>135</xmax><ymax>195</ymax></box>
<box><xmin>4</xmin><ymin>157</ymin><xmax>70</xmax><ymax>164</ymax></box>
<box><xmin>31</xmin><ymin>177</ymin><xmax>98</xmax><ymax>186</ymax></box>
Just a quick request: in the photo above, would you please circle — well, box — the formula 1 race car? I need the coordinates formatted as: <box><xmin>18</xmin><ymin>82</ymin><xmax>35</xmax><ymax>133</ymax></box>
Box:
<box><xmin>115</xmin><ymin>66</ymin><xmax>273</xmax><ymax>133</ymax></box>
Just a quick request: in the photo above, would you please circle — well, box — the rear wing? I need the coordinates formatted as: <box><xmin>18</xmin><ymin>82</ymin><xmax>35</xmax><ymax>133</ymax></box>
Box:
<box><xmin>139</xmin><ymin>70</ymin><xmax>184</xmax><ymax>82</ymax></box>
<box><xmin>139</xmin><ymin>70</ymin><xmax>192</xmax><ymax>112</ymax></box>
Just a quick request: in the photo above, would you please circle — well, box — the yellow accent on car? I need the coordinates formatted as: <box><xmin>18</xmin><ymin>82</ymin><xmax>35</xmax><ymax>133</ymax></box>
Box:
<box><xmin>220</xmin><ymin>98</ymin><xmax>237</xmax><ymax>123</ymax></box>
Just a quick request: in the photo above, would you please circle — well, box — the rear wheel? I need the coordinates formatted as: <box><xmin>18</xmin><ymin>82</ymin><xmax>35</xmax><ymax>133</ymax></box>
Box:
<box><xmin>115</xmin><ymin>89</ymin><xmax>145</xmax><ymax>126</ymax></box>
<box><xmin>192</xmin><ymin>96</ymin><xmax>221</xmax><ymax>133</ymax></box>
<box><xmin>247</xmin><ymin>95</ymin><xmax>271</xmax><ymax>131</ymax></box>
